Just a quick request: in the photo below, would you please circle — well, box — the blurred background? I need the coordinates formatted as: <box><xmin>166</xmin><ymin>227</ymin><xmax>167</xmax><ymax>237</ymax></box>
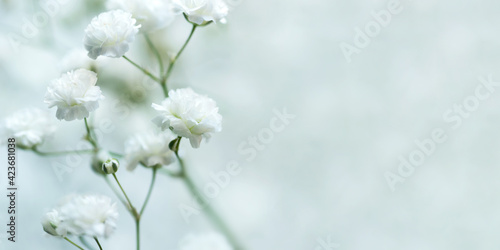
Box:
<box><xmin>2</xmin><ymin>0</ymin><xmax>500</xmax><ymax>249</ymax></box>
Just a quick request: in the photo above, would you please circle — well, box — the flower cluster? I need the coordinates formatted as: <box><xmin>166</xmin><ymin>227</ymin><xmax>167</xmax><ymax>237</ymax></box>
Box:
<box><xmin>152</xmin><ymin>88</ymin><xmax>222</xmax><ymax>148</ymax></box>
<box><xmin>125</xmin><ymin>131</ymin><xmax>177</xmax><ymax>170</ymax></box>
<box><xmin>2</xmin><ymin>108</ymin><xmax>56</xmax><ymax>149</ymax></box>
<box><xmin>42</xmin><ymin>194</ymin><xmax>118</xmax><ymax>238</ymax></box>
<box><xmin>173</xmin><ymin>0</ymin><xmax>229</xmax><ymax>25</ymax></box>
<box><xmin>35</xmin><ymin>1</ymin><xmax>237</xmax><ymax>248</ymax></box>
<box><xmin>44</xmin><ymin>69</ymin><xmax>104</xmax><ymax>121</ymax></box>
<box><xmin>106</xmin><ymin>0</ymin><xmax>177</xmax><ymax>32</ymax></box>
<box><xmin>84</xmin><ymin>9</ymin><xmax>141</xmax><ymax>59</ymax></box>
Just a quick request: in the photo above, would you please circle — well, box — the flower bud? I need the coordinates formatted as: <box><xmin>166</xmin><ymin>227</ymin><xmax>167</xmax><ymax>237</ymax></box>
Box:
<box><xmin>41</xmin><ymin>210</ymin><xmax>65</xmax><ymax>237</ymax></box>
<box><xmin>91</xmin><ymin>150</ymin><xmax>110</xmax><ymax>175</ymax></box>
<box><xmin>102</xmin><ymin>158</ymin><xmax>119</xmax><ymax>174</ymax></box>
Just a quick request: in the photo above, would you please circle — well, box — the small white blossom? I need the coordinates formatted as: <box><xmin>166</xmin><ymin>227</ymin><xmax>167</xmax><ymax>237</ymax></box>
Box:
<box><xmin>41</xmin><ymin>209</ymin><xmax>66</xmax><ymax>237</ymax></box>
<box><xmin>173</xmin><ymin>0</ymin><xmax>228</xmax><ymax>25</ymax></box>
<box><xmin>125</xmin><ymin>131</ymin><xmax>176</xmax><ymax>170</ymax></box>
<box><xmin>54</xmin><ymin>194</ymin><xmax>118</xmax><ymax>238</ymax></box>
<box><xmin>3</xmin><ymin>108</ymin><xmax>56</xmax><ymax>148</ymax></box>
<box><xmin>107</xmin><ymin>0</ymin><xmax>176</xmax><ymax>32</ymax></box>
<box><xmin>44</xmin><ymin>69</ymin><xmax>104</xmax><ymax>121</ymax></box>
<box><xmin>84</xmin><ymin>10</ymin><xmax>141</xmax><ymax>59</ymax></box>
<box><xmin>179</xmin><ymin>232</ymin><xmax>233</xmax><ymax>250</ymax></box>
<box><xmin>152</xmin><ymin>88</ymin><xmax>222</xmax><ymax>148</ymax></box>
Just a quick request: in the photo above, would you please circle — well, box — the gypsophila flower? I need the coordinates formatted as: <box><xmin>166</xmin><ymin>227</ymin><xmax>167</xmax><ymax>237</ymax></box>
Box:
<box><xmin>125</xmin><ymin>131</ymin><xmax>176</xmax><ymax>170</ymax></box>
<box><xmin>41</xmin><ymin>209</ymin><xmax>66</xmax><ymax>237</ymax></box>
<box><xmin>173</xmin><ymin>0</ymin><xmax>228</xmax><ymax>25</ymax></box>
<box><xmin>3</xmin><ymin>108</ymin><xmax>56</xmax><ymax>149</ymax></box>
<box><xmin>84</xmin><ymin>9</ymin><xmax>141</xmax><ymax>59</ymax></box>
<box><xmin>59</xmin><ymin>49</ymin><xmax>96</xmax><ymax>72</ymax></box>
<box><xmin>107</xmin><ymin>0</ymin><xmax>176</xmax><ymax>32</ymax></box>
<box><xmin>44</xmin><ymin>69</ymin><xmax>104</xmax><ymax>121</ymax></box>
<box><xmin>179</xmin><ymin>232</ymin><xmax>233</xmax><ymax>250</ymax></box>
<box><xmin>152</xmin><ymin>88</ymin><xmax>222</xmax><ymax>148</ymax></box>
<box><xmin>53</xmin><ymin>194</ymin><xmax>118</xmax><ymax>238</ymax></box>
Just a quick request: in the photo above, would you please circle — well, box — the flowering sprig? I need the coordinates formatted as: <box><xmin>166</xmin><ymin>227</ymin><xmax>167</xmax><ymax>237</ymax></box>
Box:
<box><xmin>9</xmin><ymin>2</ymin><xmax>247</xmax><ymax>250</ymax></box>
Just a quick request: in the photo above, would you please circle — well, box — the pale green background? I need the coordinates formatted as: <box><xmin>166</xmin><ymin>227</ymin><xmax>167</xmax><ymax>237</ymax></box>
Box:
<box><xmin>1</xmin><ymin>0</ymin><xmax>500</xmax><ymax>249</ymax></box>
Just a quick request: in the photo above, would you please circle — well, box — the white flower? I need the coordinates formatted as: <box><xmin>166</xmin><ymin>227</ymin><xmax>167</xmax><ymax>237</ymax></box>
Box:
<box><xmin>179</xmin><ymin>232</ymin><xmax>233</xmax><ymax>250</ymax></box>
<box><xmin>125</xmin><ymin>131</ymin><xmax>176</xmax><ymax>170</ymax></box>
<box><xmin>41</xmin><ymin>209</ymin><xmax>66</xmax><ymax>237</ymax></box>
<box><xmin>152</xmin><ymin>88</ymin><xmax>222</xmax><ymax>148</ymax></box>
<box><xmin>55</xmin><ymin>194</ymin><xmax>118</xmax><ymax>238</ymax></box>
<box><xmin>59</xmin><ymin>49</ymin><xmax>95</xmax><ymax>72</ymax></box>
<box><xmin>173</xmin><ymin>0</ymin><xmax>228</xmax><ymax>25</ymax></box>
<box><xmin>44</xmin><ymin>69</ymin><xmax>104</xmax><ymax>121</ymax></box>
<box><xmin>107</xmin><ymin>0</ymin><xmax>176</xmax><ymax>32</ymax></box>
<box><xmin>3</xmin><ymin>108</ymin><xmax>56</xmax><ymax>148</ymax></box>
<box><xmin>84</xmin><ymin>10</ymin><xmax>141</xmax><ymax>59</ymax></box>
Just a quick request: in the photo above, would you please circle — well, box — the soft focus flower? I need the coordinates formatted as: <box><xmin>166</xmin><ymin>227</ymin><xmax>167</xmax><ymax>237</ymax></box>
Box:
<box><xmin>84</xmin><ymin>10</ymin><xmax>141</xmax><ymax>59</ymax></box>
<box><xmin>152</xmin><ymin>88</ymin><xmax>222</xmax><ymax>148</ymax></box>
<box><xmin>51</xmin><ymin>194</ymin><xmax>118</xmax><ymax>238</ymax></box>
<box><xmin>59</xmin><ymin>49</ymin><xmax>96</xmax><ymax>72</ymax></box>
<box><xmin>107</xmin><ymin>0</ymin><xmax>176</xmax><ymax>32</ymax></box>
<box><xmin>102</xmin><ymin>158</ymin><xmax>120</xmax><ymax>174</ymax></box>
<box><xmin>3</xmin><ymin>108</ymin><xmax>56</xmax><ymax>148</ymax></box>
<box><xmin>44</xmin><ymin>69</ymin><xmax>104</xmax><ymax>121</ymax></box>
<box><xmin>125</xmin><ymin>131</ymin><xmax>176</xmax><ymax>170</ymax></box>
<box><xmin>179</xmin><ymin>232</ymin><xmax>233</xmax><ymax>250</ymax></box>
<box><xmin>173</xmin><ymin>0</ymin><xmax>229</xmax><ymax>25</ymax></box>
<box><xmin>41</xmin><ymin>210</ymin><xmax>66</xmax><ymax>237</ymax></box>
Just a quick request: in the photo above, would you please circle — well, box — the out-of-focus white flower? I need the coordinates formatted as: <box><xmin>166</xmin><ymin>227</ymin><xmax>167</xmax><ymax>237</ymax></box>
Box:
<box><xmin>3</xmin><ymin>108</ymin><xmax>57</xmax><ymax>148</ymax></box>
<box><xmin>173</xmin><ymin>0</ymin><xmax>228</xmax><ymax>25</ymax></box>
<box><xmin>55</xmin><ymin>194</ymin><xmax>118</xmax><ymax>238</ymax></box>
<box><xmin>107</xmin><ymin>0</ymin><xmax>176</xmax><ymax>32</ymax></box>
<box><xmin>59</xmin><ymin>49</ymin><xmax>96</xmax><ymax>72</ymax></box>
<box><xmin>179</xmin><ymin>232</ymin><xmax>233</xmax><ymax>250</ymax></box>
<box><xmin>44</xmin><ymin>69</ymin><xmax>104</xmax><ymax>121</ymax></box>
<box><xmin>41</xmin><ymin>210</ymin><xmax>66</xmax><ymax>237</ymax></box>
<box><xmin>102</xmin><ymin>158</ymin><xmax>120</xmax><ymax>174</ymax></box>
<box><xmin>151</xmin><ymin>88</ymin><xmax>222</xmax><ymax>148</ymax></box>
<box><xmin>125</xmin><ymin>131</ymin><xmax>176</xmax><ymax>170</ymax></box>
<box><xmin>84</xmin><ymin>10</ymin><xmax>141</xmax><ymax>59</ymax></box>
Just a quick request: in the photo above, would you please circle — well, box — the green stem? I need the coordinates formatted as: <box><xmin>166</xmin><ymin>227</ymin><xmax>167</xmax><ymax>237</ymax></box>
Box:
<box><xmin>64</xmin><ymin>237</ymin><xmax>85</xmax><ymax>250</ymax></box>
<box><xmin>123</xmin><ymin>55</ymin><xmax>161</xmax><ymax>83</ymax></box>
<box><xmin>162</xmin><ymin>24</ymin><xmax>197</xmax><ymax>97</ymax></box>
<box><xmin>104</xmin><ymin>176</ymin><xmax>128</xmax><ymax>211</ymax></box>
<box><xmin>135</xmin><ymin>220</ymin><xmax>140</xmax><ymax>250</ymax></box>
<box><xmin>32</xmin><ymin>148</ymin><xmax>94</xmax><ymax>156</ymax></box>
<box><xmin>109</xmin><ymin>151</ymin><xmax>124</xmax><ymax>158</ymax></box>
<box><xmin>79</xmin><ymin>236</ymin><xmax>95</xmax><ymax>250</ymax></box>
<box><xmin>112</xmin><ymin>173</ymin><xmax>137</xmax><ymax>217</ymax></box>
<box><xmin>144</xmin><ymin>35</ymin><xmax>165</xmax><ymax>79</ymax></box>
<box><xmin>84</xmin><ymin>118</ymin><xmax>98</xmax><ymax>149</ymax></box>
<box><xmin>174</xmin><ymin>152</ymin><xmax>245</xmax><ymax>250</ymax></box>
<box><xmin>140</xmin><ymin>168</ymin><xmax>158</xmax><ymax>216</ymax></box>
<box><xmin>94</xmin><ymin>237</ymin><xmax>103</xmax><ymax>250</ymax></box>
